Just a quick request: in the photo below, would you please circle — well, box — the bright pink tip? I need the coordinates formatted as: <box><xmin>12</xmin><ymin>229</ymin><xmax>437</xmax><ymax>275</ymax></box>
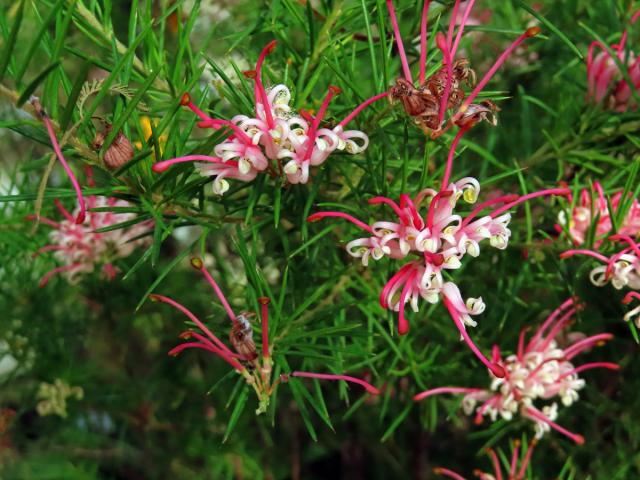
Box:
<box><xmin>623</xmin><ymin>292</ymin><xmax>640</xmax><ymax>304</ymax></box>
<box><xmin>306</xmin><ymin>211</ymin><xmax>374</xmax><ymax>234</ymax></box>
<box><xmin>74</xmin><ymin>211</ymin><xmax>86</xmax><ymax>224</ymax></box>
<box><xmin>152</xmin><ymin>155</ymin><xmax>225</xmax><ymax>174</ymax></box>
<box><xmin>398</xmin><ymin>318</ymin><xmax>409</xmax><ymax>335</ymax></box>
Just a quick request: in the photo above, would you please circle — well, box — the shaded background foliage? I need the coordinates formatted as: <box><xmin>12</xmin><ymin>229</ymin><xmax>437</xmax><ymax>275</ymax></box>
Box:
<box><xmin>1</xmin><ymin>0</ymin><xmax>639</xmax><ymax>478</ymax></box>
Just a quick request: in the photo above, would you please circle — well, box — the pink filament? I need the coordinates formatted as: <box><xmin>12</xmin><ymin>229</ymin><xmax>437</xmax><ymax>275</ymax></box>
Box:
<box><xmin>486</xmin><ymin>448</ymin><xmax>503</xmax><ymax>480</ymax></box>
<box><xmin>426</xmin><ymin>190</ymin><xmax>453</xmax><ymax>229</ymax></box>
<box><xmin>489</xmin><ymin>188</ymin><xmax>571</xmax><ymax>218</ymax></box>
<box><xmin>303</xmin><ymin>86</ymin><xmax>339</xmax><ymax>162</ymax></box>
<box><xmin>152</xmin><ymin>155</ymin><xmax>226</xmax><ymax>173</ymax></box>
<box><xmin>525</xmin><ymin>406</ymin><xmax>584</xmax><ymax>444</ymax></box>
<box><xmin>610</xmin><ymin>234</ymin><xmax>640</xmax><ymax>258</ymax></box>
<box><xmin>369</xmin><ymin>196</ymin><xmax>407</xmax><ymax>222</ymax></box>
<box><xmin>386</xmin><ymin>0</ymin><xmax>413</xmax><ymax>83</ymax></box>
<box><xmin>397</xmin><ymin>270</ymin><xmax>417</xmax><ymax>335</ymax></box>
<box><xmin>559</xmin><ymin>249</ymin><xmax>610</xmax><ymax>263</ymax></box>
<box><xmin>254</xmin><ymin>41</ymin><xmax>277</xmax><ymax>128</ymax></box>
<box><xmin>39</xmin><ymin>263</ymin><xmax>83</xmax><ymax>287</ymax></box>
<box><xmin>307</xmin><ymin>211</ymin><xmax>374</xmax><ymax>234</ymax></box>
<box><xmin>418</xmin><ymin>1</ymin><xmax>432</xmax><ymax>84</ymax></box>
<box><xmin>558</xmin><ymin>362</ymin><xmax>619</xmax><ymax>380</ymax></box>
<box><xmin>564</xmin><ymin>333</ymin><xmax>614</xmax><ymax>360</ymax></box>
<box><xmin>413</xmin><ymin>386</ymin><xmax>483</xmax><ymax>402</ymax></box>
<box><xmin>338</xmin><ymin>92</ymin><xmax>388</xmax><ymax>127</ymax></box>
<box><xmin>443</xmin><ymin>296</ymin><xmax>505</xmax><ymax>378</ymax></box>
<box><xmin>517</xmin><ymin>440</ymin><xmax>537</xmax><ymax>478</ymax></box>
<box><xmin>433</xmin><ymin>467</ymin><xmax>466</xmax><ymax>480</ymax></box>
<box><xmin>260</xmin><ymin>299</ymin><xmax>270</xmax><ymax>359</ymax></box>
<box><xmin>168</xmin><ymin>342</ymin><xmax>244</xmax><ymax>371</ymax></box>
<box><xmin>41</xmin><ymin>114</ymin><xmax>86</xmax><ymax>224</ymax></box>
<box><xmin>399</xmin><ymin>194</ymin><xmax>423</xmax><ymax>228</ymax></box>
<box><xmin>149</xmin><ymin>294</ymin><xmax>232</xmax><ymax>354</ymax></box>
<box><xmin>461</xmin><ymin>194</ymin><xmax>519</xmax><ymax>227</ymax></box>
<box><xmin>380</xmin><ymin>262</ymin><xmax>419</xmax><ymax>309</ymax></box>
<box><xmin>291</xmin><ymin>371</ymin><xmax>380</xmax><ymax>395</ymax></box>
<box><xmin>440</xmin><ymin>126</ymin><xmax>469</xmax><ymax>191</ymax></box>
<box><xmin>623</xmin><ymin>291</ymin><xmax>640</xmax><ymax>304</ymax></box>
<box><xmin>458</xmin><ymin>29</ymin><xmax>538</xmax><ymax>114</ymax></box>
<box><xmin>527</xmin><ymin>298</ymin><xmax>574</xmax><ymax>351</ymax></box>
<box><xmin>450</xmin><ymin>0</ymin><xmax>477</xmax><ymax>59</ymax></box>
<box><xmin>197</xmin><ymin>266</ymin><xmax>239</xmax><ymax>324</ymax></box>
<box><xmin>436</xmin><ymin>32</ymin><xmax>454</xmax><ymax>126</ymax></box>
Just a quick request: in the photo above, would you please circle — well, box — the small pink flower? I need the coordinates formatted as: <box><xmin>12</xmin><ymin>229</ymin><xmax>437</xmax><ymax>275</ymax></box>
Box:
<box><xmin>152</xmin><ymin>42</ymin><xmax>384</xmax><ymax>193</ymax></box>
<box><xmin>154</xmin><ymin>258</ymin><xmax>380</xmax><ymax>415</ymax></box>
<box><xmin>435</xmin><ymin>438</ymin><xmax>537</xmax><ymax>480</ymax></box>
<box><xmin>556</xmin><ymin>181</ymin><xmax>640</xmax><ymax>245</ymax></box>
<box><xmin>586</xmin><ymin>11</ymin><xmax>640</xmax><ymax>111</ymax></box>
<box><xmin>309</xmin><ymin>169</ymin><xmax>569</xmax><ymax>376</ymax></box>
<box><xmin>414</xmin><ymin>298</ymin><xmax>619</xmax><ymax>444</ymax></box>
<box><xmin>561</xmin><ymin>234</ymin><xmax>640</xmax><ymax>291</ymax></box>
<box><xmin>30</xmin><ymin>177</ymin><xmax>151</xmax><ymax>287</ymax></box>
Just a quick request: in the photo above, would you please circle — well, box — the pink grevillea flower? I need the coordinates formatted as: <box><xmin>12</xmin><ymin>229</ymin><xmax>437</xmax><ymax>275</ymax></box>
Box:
<box><xmin>414</xmin><ymin>298</ymin><xmax>619</xmax><ymax>444</ymax></box>
<box><xmin>30</xmin><ymin>191</ymin><xmax>150</xmax><ymax>287</ymax></box>
<box><xmin>435</xmin><ymin>438</ymin><xmax>537</xmax><ymax>480</ymax></box>
<box><xmin>556</xmin><ymin>181</ymin><xmax>640</xmax><ymax>245</ymax></box>
<box><xmin>152</xmin><ymin>41</ymin><xmax>383</xmax><ymax>193</ymax></box>
<box><xmin>30</xmin><ymin>97</ymin><xmax>86</xmax><ymax>224</ymax></box>
<box><xmin>385</xmin><ymin>0</ymin><xmax>539</xmax><ymax>137</ymax></box>
<box><xmin>309</xmin><ymin>175</ymin><xmax>570</xmax><ymax>377</ymax></box>
<box><xmin>623</xmin><ymin>291</ymin><xmax>640</xmax><ymax>327</ymax></box>
<box><xmin>154</xmin><ymin>258</ymin><xmax>380</xmax><ymax>415</ymax></box>
<box><xmin>561</xmin><ymin>234</ymin><xmax>640</xmax><ymax>291</ymax></box>
<box><xmin>586</xmin><ymin>11</ymin><xmax>640</xmax><ymax>111</ymax></box>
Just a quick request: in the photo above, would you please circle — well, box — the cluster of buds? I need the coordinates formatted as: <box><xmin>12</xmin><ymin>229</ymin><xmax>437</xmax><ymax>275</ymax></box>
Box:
<box><xmin>385</xmin><ymin>0</ymin><xmax>539</xmax><ymax>138</ymax></box>
<box><xmin>556</xmin><ymin>181</ymin><xmax>640</xmax><ymax>245</ymax></box>
<box><xmin>30</xmin><ymin>189</ymin><xmax>150</xmax><ymax>286</ymax></box>
<box><xmin>310</xmin><ymin>172</ymin><xmax>568</xmax><ymax>376</ymax></box>
<box><xmin>435</xmin><ymin>438</ymin><xmax>537</xmax><ymax>480</ymax></box>
<box><xmin>153</xmin><ymin>257</ymin><xmax>379</xmax><ymax>415</ymax></box>
<box><xmin>414</xmin><ymin>299</ymin><xmax>618</xmax><ymax>444</ymax></box>
<box><xmin>561</xmin><ymin>234</ymin><xmax>640</xmax><ymax>291</ymax></box>
<box><xmin>586</xmin><ymin>10</ymin><xmax>640</xmax><ymax>111</ymax></box>
<box><xmin>152</xmin><ymin>41</ymin><xmax>386</xmax><ymax>194</ymax></box>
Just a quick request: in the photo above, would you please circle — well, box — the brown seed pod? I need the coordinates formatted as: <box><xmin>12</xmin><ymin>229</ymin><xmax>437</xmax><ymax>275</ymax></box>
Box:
<box><xmin>229</xmin><ymin>314</ymin><xmax>258</xmax><ymax>361</ymax></box>
<box><xmin>92</xmin><ymin>122</ymin><xmax>134</xmax><ymax>170</ymax></box>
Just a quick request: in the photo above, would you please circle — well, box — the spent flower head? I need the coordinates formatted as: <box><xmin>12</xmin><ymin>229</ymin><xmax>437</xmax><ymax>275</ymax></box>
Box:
<box><xmin>153</xmin><ymin>257</ymin><xmax>380</xmax><ymax>415</ymax></box>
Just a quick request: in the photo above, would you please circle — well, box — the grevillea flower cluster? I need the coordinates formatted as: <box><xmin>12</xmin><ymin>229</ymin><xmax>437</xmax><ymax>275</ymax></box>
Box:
<box><xmin>385</xmin><ymin>0</ymin><xmax>539</xmax><ymax>137</ymax></box>
<box><xmin>310</xmin><ymin>169</ymin><xmax>569</xmax><ymax>376</ymax></box>
<box><xmin>586</xmin><ymin>10</ymin><xmax>640</xmax><ymax>111</ymax></box>
<box><xmin>153</xmin><ymin>258</ymin><xmax>379</xmax><ymax>415</ymax></box>
<box><xmin>152</xmin><ymin>41</ymin><xmax>386</xmax><ymax>194</ymax></box>
<box><xmin>435</xmin><ymin>438</ymin><xmax>537</xmax><ymax>480</ymax></box>
<box><xmin>561</xmin><ymin>234</ymin><xmax>640</xmax><ymax>292</ymax></box>
<box><xmin>30</xmin><ymin>192</ymin><xmax>150</xmax><ymax>287</ymax></box>
<box><xmin>556</xmin><ymin>181</ymin><xmax>640</xmax><ymax>245</ymax></box>
<box><xmin>414</xmin><ymin>299</ymin><xmax>619</xmax><ymax>444</ymax></box>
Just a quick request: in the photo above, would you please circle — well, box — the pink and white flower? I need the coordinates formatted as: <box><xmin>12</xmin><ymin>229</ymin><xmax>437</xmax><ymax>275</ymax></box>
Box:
<box><xmin>561</xmin><ymin>234</ymin><xmax>640</xmax><ymax>291</ymax></box>
<box><xmin>152</xmin><ymin>42</ymin><xmax>384</xmax><ymax>193</ymax></box>
<box><xmin>556</xmin><ymin>181</ymin><xmax>640</xmax><ymax>245</ymax></box>
<box><xmin>435</xmin><ymin>438</ymin><xmax>537</xmax><ymax>480</ymax></box>
<box><xmin>30</xmin><ymin>193</ymin><xmax>150</xmax><ymax>287</ymax></box>
<box><xmin>414</xmin><ymin>298</ymin><xmax>619</xmax><ymax>444</ymax></box>
<box><xmin>309</xmin><ymin>162</ymin><xmax>569</xmax><ymax>376</ymax></box>
<box><xmin>586</xmin><ymin>10</ymin><xmax>640</xmax><ymax>111</ymax></box>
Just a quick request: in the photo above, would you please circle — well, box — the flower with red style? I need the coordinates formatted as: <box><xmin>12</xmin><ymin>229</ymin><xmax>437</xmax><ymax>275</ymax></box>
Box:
<box><xmin>586</xmin><ymin>10</ymin><xmax>640</xmax><ymax>111</ymax></box>
<box><xmin>30</xmin><ymin>174</ymin><xmax>150</xmax><ymax>287</ymax></box>
<box><xmin>561</xmin><ymin>234</ymin><xmax>640</xmax><ymax>291</ymax></box>
<box><xmin>385</xmin><ymin>0</ymin><xmax>540</xmax><ymax>137</ymax></box>
<box><xmin>623</xmin><ymin>291</ymin><xmax>640</xmax><ymax>327</ymax></box>
<box><xmin>435</xmin><ymin>438</ymin><xmax>537</xmax><ymax>480</ymax></box>
<box><xmin>309</xmin><ymin>167</ymin><xmax>569</xmax><ymax>377</ymax></box>
<box><xmin>414</xmin><ymin>298</ymin><xmax>619</xmax><ymax>444</ymax></box>
<box><xmin>152</xmin><ymin>41</ymin><xmax>384</xmax><ymax>193</ymax></box>
<box><xmin>556</xmin><ymin>181</ymin><xmax>640</xmax><ymax>245</ymax></box>
<box><xmin>153</xmin><ymin>258</ymin><xmax>380</xmax><ymax>415</ymax></box>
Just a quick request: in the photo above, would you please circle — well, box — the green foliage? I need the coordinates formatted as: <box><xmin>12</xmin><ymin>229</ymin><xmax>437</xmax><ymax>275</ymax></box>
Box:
<box><xmin>1</xmin><ymin>0</ymin><xmax>639</xmax><ymax>478</ymax></box>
